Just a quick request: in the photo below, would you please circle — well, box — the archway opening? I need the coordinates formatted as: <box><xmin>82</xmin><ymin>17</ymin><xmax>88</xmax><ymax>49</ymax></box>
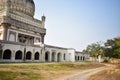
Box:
<box><xmin>83</xmin><ymin>56</ymin><xmax>85</xmax><ymax>61</ymax></box>
<box><xmin>15</xmin><ymin>50</ymin><xmax>22</xmax><ymax>60</ymax></box>
<box><xmin>3</xmin><ymin>49</ymin><xmax>11</xmax><ymax>59</ymax></box>
<box><xmin>45</xmin><ymin>51</ymin><xmax>49</xmax><ymax>62</ymax></box>
<box><xmin>26</xmin><ymin>51</ymin><xmax>32</xmax><ymax>60</ymax></box>
<box><xmin>78</xmin><ymin>56</ymin><xmax>80</xmax><ymax>60</ymax></box>
<box><xmin>34</xmin><ymin>52</ymin><xmax>39</xmax><ymax>60</ymax></box>
<box><xmin>64</xmin><ymin>54</ymin><xmax>66</xmax><ymax>60</ymax></box>
<box><xmin>75</xmin><ymin>56</ymin><xmax>77</xmax><ymax>61</ymax></box>
<box><xmin>57</xmin><ymin>53</ymin><xmax>62</xmax><ymax>62</ymax></box>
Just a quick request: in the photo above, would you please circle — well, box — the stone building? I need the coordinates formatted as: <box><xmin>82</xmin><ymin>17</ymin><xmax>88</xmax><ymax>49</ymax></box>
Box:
<box><xmin>0</xmin><ymin>0</ymin><xmax>89</xmax><ymax>62</ymax></box>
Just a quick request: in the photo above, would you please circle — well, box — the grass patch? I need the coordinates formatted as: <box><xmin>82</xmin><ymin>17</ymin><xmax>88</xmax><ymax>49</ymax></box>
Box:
<box><xmin>0</xmin><ymin>71</ymin><xmax>14</xmax><ymax>80</ymax></box>
<box><xmin>0</xmin><ymin>71</ymin><xmax>42</xmax><ymax>80</ymax></box>
<box><xmin>0</xmin><ymin>62</ymin><xmax>104</xmax><ymax>80</ymax></box>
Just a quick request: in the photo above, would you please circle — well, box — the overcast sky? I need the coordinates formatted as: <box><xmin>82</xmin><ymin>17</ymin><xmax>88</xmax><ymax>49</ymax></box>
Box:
<box><xmin>34</xmin><ymin>0</ymin><xmax>120</xmax><ymax>51</ymax></box>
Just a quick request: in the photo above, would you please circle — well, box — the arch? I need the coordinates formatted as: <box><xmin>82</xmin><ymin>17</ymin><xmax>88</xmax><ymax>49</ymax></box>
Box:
<box><xmin>75</xmin><ymin>56</ymin><xmax>77</xmax><ymax>61</ymax></box>
<box><xmin>83</xmin><ymin>56</ymin><xmax>85</xmax><ymax>61</ymax></box>
<box><xmin>45</xmin><ymin>51</ymin><xmax>50</xmax><ymax>62</ymax></box>
<box><xmin>81</xmin><ymin>56</ymin><xmax>82</xmax><ymax>61</ymax></box>
<box><xmin>63</xmin><ymin>53</ymin><xmax>66</xmax><ymax>60</ymax></box>
<box><xmin>15</xmin><ymin>50</ymin><xmax>22</xmax><ymax>60</ymax></box>
<box><xmin>78</xmin><ymin>56</ymin><xmax>80</xmax><ymax>60</ymax></box>
<box><xmin>34</xmin><ymin>52</ymin><xmax>39</xmax><ymax>60</ymax></box>
<box><xmin>51</xmin><ymin>52</ymin><xmax>56</xmax><ymax>62</ymax></box>
<box><xmin>57</xmin><ymin>53</ymin><xmax>62</xmax><ymax>62</ymax></box>
<box><xmin>3</xmin><ymin>49</ymin><xmax>12</xmax><ymax>59</ymax></box>
<box><xmin>26</xmin><ymin>51</ymin><xmax>32</xmax><ymax>60</ymax></box>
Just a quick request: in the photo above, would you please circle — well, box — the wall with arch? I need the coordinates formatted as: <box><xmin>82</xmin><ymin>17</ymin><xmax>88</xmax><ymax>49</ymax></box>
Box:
<box><xmin>44</xmin><ymin>46</ymin><xmax>75</xmax><ymax>62</ymax></box>
<box><xmin>44</xmin><ymin>47</ymin><xmax>67</xmax><ymax>62</ymax></box>
<box><xmin>0</xmin><ymin>43</ymin><xmax>43</xmax><ymax>62</ymax></box>
<box><xmin>0</xmin><ymin>43</ymin><xmax>89</xmax><ymax>62</ymax></box>
<box><xmin>75</xmin><ymin>52</ymin><xmax>89</xmax><ymax>61</ymax></box>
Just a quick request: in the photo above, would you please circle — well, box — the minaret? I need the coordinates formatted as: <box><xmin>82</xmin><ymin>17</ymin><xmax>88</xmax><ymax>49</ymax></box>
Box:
<box><xmin>41</xmin><ymin>15</ymin><xmax>46</xmax><ymax>44</ymax></box>
<box><xmin>41</xmin><ymin>14</ymin><xmax>46</xmax><ymax>28</ymax></box>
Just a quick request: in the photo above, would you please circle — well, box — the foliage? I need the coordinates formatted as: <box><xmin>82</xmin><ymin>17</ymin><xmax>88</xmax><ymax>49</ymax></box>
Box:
<box><xmin>83</xmin><ymin>37</ymin><xmax>120</xmax><ymax>59</ymax></box>
<box><xmin>83</xmin><ymin>42</ymin><xmax>104</xmax><ymax>57</ymax></box>
<box><xmin>104</xmin><ymin>37</ymin><xmax>120</xmax><ymax>58</ymax></box>
<box><xmin>103</xmin><ymin>59</ymin><xmax>109</xmax><ymax>63</ymax></box>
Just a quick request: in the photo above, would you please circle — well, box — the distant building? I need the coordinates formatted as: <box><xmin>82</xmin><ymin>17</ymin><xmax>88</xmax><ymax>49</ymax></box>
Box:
<box><xmin>0</xmin><ymin>0</ymin><xmax>89</xmax><ymax>62</ymax></box>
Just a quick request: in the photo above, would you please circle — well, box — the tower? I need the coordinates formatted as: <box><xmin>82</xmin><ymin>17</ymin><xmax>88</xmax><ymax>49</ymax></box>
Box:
<box><xmin>0</xmin><ymin>0</ymin><xmax>46</xmax><ymax>44</ymax></box>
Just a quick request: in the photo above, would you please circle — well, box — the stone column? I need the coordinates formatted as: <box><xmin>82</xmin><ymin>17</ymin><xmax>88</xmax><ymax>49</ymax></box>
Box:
<box><xmin>0</xmin><ymin>44</ymin><xmax>2</xmax><ymax>60</ymax></box>
<box><xmin>41</xmin><ymin>49</ymin><xmax>45</xmax><ymax>62</ymax></box>
<box><xmin>49</xmin><ymin>52</ymin><xmax>52</xmax><ymax>62</ymax></box>
<box><xmin>16</xmin><ymin>32</ymin><xmax>18</xmax><ymax>42</ymax></box>
<box><xmin>1</xmin><ymin>23</ymin><xmax>10</xmax><ymax>41</ymax></box>
<box><xmin>55</xmin><ymin>53</ymin><xmax>57</xmax><ymax>62</ymax></box>
<box><xmin>11</xmin><ymin>50</ymin><xmax>15</xmax><ymax>62</ymax></box>
<box><xmin>61</xmin><ymin>54</ymin><xmax>63</xmax><ymax>62</ymax></box>
<box><xmin>32</xmin><ymin>49</ymin><xmax>35</xmax><ymax>61</ymax></box>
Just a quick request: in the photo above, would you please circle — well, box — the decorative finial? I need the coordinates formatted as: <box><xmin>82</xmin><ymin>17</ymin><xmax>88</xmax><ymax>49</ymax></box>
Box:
<box><xmin>42</xmin><ymin>13</ymin><xmax>46</xmax><ymax>21</ymax></box>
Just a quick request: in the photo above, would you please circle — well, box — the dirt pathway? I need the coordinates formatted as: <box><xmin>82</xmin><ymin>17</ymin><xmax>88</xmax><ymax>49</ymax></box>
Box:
<box><xmin>54</xmin><ymin>64</ymin><xmax>114</xmax><ymax>80</ymax></box>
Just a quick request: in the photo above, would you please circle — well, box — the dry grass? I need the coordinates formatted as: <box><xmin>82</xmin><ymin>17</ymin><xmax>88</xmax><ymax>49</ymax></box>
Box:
<box><xmin>0</xmin><ymin>62</ymin><xmax>104</xmax><ymax>80</ymax></box>
<box><xmin>89</xmin><ymin>64</ymin><xmax>120</xmax><ymax>80</ymax></box>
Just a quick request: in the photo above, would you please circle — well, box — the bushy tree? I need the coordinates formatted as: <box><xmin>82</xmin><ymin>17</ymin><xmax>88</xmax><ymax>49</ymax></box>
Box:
<box><xmin>83</xmin><ymin>37</ymin><xmax>120</xmax><ymax>59</ymax></box>
<box><xmin>83</xmin><ymin>42</ymin><xmax>104</xmax><ymax>57</ymax></box>
<box><xmin>104</xmin><ymin>37</ymin><xmax>120</xmax><ymax>58</ymax></box>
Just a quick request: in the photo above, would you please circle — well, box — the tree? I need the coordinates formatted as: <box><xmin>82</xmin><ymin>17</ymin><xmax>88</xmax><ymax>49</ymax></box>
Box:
<box><xmin>83</xmin><ymin>42</ymin><xmax>104</xmax><ymax>61</ymax></box>
<box><xmin>83</xmin><ymin>37</ymin><xmax>120</xmax><ymax>60</ymax></box>
<box><xmin>104</xmin><ymin>37</ymin><xmax>120</xmax><ymax>59</ymax></box>
<box><xmin>113</xmin><ymin>37</ymin><xmax>120</xmax><ymax>58</ymax></box>
<box><xmin>104</xmin><ymin>39</ymin><xmax>115</xmax><ymax>58</ymax></box>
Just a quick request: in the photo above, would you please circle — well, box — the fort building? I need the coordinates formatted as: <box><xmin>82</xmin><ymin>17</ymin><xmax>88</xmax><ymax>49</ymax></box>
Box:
<box><xmin>0</xmin><ymin>0</ymin><xmax>89</xmax><ymax>62</ymax></box>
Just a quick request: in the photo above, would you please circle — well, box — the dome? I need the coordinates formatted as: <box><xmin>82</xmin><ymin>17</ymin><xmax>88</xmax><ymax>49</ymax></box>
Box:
<box><xmin>0</xmin><ymin>0</ymin><xmax>35</xmax><ymax>17</ymax></box>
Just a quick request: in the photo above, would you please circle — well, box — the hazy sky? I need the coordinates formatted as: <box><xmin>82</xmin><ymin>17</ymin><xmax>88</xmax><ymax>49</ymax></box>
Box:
<box><xmin>34</xmin><ymin>0</ymin><xmax>120</xmax><ymax>51</ymax></box>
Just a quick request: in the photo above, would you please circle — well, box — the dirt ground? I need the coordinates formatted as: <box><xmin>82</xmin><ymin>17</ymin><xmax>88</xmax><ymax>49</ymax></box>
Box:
<box><xmin>88</xmin><ymin>64</ymin><xmax>120</xmax><ymax>80</ymax></box>
<box><xmin>53</xmin><ymin>64</ymin><xmax>116</xmax><ymax>80</ymax></box>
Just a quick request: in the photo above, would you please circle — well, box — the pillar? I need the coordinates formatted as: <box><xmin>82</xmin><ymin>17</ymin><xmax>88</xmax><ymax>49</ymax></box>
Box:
<box><xmin>55</xmin><ymin>53</ymin><xmax>57</xmax><ymax>62</ymax></box>
<box><xmin>16</xmin><ymin>32</ymin><xmax>18</xmax><ymax>42</ymax></box>
<box><xmin>32</xmin><ymin>49</ymin><xmax>35</xmax><ymax>61</ymax></box>
<box><xmin>11</xmin><ymin>50</ymin><xmax>15</xmax><ymax>62</ymax></box>
<box><xmin>0</xmin><ymin>44</ymin><xmax>2</xmax><ymax>60</ymax></box>
<box><xmin>41</xmin><ymin>49</ymin><xmax>45</xmax><ymax>62</ymax></box>
<box><xmin>61</xmin><ymin>53</ymin><xmax>64</xmax><ymax>62</ymax></box>
<box><xmin>49</xmin><ymin>52</ymin><xmax>52</xmax><ymax>62</ymax></box>
<box><xmin>1</xmin><ymin>23</ymin><xmax>10</xmax><ymax>41</ymax></box>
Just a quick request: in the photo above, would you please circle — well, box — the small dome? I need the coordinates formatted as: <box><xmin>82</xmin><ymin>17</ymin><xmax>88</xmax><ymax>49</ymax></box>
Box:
<box><xmin>0</xmin><ymin>0</ymin><xmax>35</xmax><ymax>17</ymax></box>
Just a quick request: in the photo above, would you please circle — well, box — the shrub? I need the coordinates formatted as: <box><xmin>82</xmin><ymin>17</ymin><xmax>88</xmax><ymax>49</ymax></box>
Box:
<box><xmin>103</xmin><ymin>59</ymin><xmax>109</xmax><ymax>63</ymax></box>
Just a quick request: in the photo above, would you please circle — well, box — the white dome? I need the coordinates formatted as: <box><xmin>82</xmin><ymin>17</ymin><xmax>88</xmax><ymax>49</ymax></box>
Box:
<box><xmin>0</xmin><ymin>0</ymin><xmax>35</xmax><ymax>17</ymax></box>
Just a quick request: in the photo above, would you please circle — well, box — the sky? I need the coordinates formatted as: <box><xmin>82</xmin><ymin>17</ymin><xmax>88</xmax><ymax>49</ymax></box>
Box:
<box><xmin>34</xmin><ymin>0</ymin><xmax>120</xmax><ymax>51</ymax></box>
